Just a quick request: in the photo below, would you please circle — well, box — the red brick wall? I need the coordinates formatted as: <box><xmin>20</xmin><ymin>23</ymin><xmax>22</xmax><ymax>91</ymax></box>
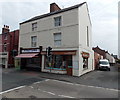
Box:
<box><xmin>94</xmin><ymin>52</ymin><xmax>101</xmax><ymax>69</ymax></box>
<box><xmin>50</xmin><ymin>3</ymin><xmax>61</xmax><ymax>12</ymax></box>
<box><xmin>0</xmin><ymin>35</ymin><xmax>2</xmax><ymax>52</ymax></box>
<box><xmin>93</xmin><ymin>47</ymin><xmax>106</xmax><ymax>59</ymax></box>
<box><xmin>1</xmin><ymin>26</ymin><xmax>19</xmax><ymax>67</ymax></box>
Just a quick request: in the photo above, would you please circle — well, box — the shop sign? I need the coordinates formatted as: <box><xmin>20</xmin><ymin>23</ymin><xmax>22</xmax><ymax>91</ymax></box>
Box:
<box><xmin>82</xmin><ymin>52</ymin><xmax>89</xmax><ymax>58</ymax></box>
<box><xmin>22</xmin><ymin>49</ymin><xmax>40</xmax><ymax>53</ymax></box>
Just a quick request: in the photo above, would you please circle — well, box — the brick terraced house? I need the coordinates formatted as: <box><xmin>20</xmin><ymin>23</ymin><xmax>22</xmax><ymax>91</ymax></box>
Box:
<box><xmin>0</xmin><ymin>25</ymin><xmax>19</xmax><ymax>68</ymax></box>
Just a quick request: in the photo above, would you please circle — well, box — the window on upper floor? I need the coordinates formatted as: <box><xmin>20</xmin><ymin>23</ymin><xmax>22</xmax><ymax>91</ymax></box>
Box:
<box><xmin>54</xmin><ymin>33</ymin><xmax>61</xmax><ymax>46</ymax></box>
<box><xmin>54</xmin><ymin>16</ymin><xmax>61</xmax><ymax>27</ymax></box>
<box><xmin>31</xmin><ymin>36</ymin><xmax>37</xmax><ymax>47</ymax></box>
<box><xmin>4</xmin><ymin>43</ymin><xmax>7</xmax><ymax>52</ymax></box>
<box><xmin>32</xmin><ymin>22</ymin><xmax>37</xmax><ymax>31</ymax></box>
<box><xmin>4</xmin><ymin>34</ymin><xmax>7</xmax><ymax>40</ymax></box>
<box><xmin>87</xmin><ymin>26</ymin><xmax>89</xmax><ymax>47</ymax></box>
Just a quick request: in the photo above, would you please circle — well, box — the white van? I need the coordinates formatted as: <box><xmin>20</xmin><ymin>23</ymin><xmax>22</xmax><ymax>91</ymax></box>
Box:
<box><xmin>98</xmin><ymin>59</ymin><xmax>110</xmax><ymax>71</ymax></box>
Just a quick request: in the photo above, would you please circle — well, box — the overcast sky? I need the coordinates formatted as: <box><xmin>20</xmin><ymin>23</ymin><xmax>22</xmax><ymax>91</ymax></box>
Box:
<box><xmin>0</xmin><ymin>0</ymin><xmax>118</xmax><ymax>55</ymax></box>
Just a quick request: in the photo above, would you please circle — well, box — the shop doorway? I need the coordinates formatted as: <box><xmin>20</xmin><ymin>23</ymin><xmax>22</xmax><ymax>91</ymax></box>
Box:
<box><xmin>66</xmin><ymin>56</ymin><xmax>73</xmax><ymax>76</ymax></box>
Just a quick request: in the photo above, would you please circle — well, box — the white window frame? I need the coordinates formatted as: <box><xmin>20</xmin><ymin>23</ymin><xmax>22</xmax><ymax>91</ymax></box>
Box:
<box><xmin>54</xmin><ymin>33</ymin><xmax>61</xmax><ymax>46</ymax></box>
<box><xmin>87</xmin><ymin>26</ymin><xmax>89</xmax><ymax>47</ymax></box>
<box><xmin>54</xmin><ymin>16</ymin><xmax>61</xmax><ymax>27</ymax></box>
<box><xmin>31</xmin><ymin>36</ymin><xmax>37</xmax><ymax>47</ymax></box>
<box><xmin>32</xmin><ymin>22</ymin><xmax>37</xmax><ymax>31</ymax></box>
<box><xmin>4</xmin><ymin>43</ymin><xmax>7</xmax><ymax>52</ymax></box>
<box><xmin>4</xmin><ymin>34</ymin><xmax>7</xmax><ymax>40</ymax></box>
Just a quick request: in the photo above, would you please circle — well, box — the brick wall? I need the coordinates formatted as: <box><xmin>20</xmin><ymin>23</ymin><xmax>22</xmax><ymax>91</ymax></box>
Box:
<box><xmin>50</xmin><ymin>3</ymin><xmax>61</xmax><ymax>12</ymax></box>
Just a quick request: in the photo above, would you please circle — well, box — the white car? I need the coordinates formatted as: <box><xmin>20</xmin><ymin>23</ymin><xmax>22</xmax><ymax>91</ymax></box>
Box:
<box><xmin>98</xmin><ymin>59</ymin><xmax>110</xmax><ymax>71</ymax></box>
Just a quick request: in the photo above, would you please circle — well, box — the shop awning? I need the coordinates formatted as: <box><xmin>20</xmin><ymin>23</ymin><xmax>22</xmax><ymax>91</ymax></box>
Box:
<box><xmin>15</xmin><ymin>53</ymin><xmax>39</xmax><ymax>58</ymax></box>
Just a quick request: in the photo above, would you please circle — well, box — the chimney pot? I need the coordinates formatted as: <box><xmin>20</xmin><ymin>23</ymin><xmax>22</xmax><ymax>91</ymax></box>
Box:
<box><xmin>2</xmin><ymin>25</ymin><xmax>10</xmax><ymax>34</ymax></box>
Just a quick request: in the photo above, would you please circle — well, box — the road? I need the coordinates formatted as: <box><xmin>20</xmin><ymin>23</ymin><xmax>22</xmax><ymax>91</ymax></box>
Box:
<box><xmin>1</xmin><ymin>79</ymin><xmax>118</xmax><ymax>98</ymax></box>
<box><xmin>1</xmin><ymin>65</ymin><xmax>119</xmax><ymax>98</ymax></box>
<box><xmin>2</xmin><ymin>68</ymin><xmax>46</xmax><ymax>91</ymax></box>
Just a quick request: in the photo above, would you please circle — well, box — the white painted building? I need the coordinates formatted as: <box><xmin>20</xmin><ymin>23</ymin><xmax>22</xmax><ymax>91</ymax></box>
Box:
<box><xmin>106</xmin><ymin>53</ymin><xmax>115</xmax><ymax>64</ymax></box>
<box><xmin>18</xmin><ymin>2</ymin><xmax>94</xmax><ymax>76</ymax></box>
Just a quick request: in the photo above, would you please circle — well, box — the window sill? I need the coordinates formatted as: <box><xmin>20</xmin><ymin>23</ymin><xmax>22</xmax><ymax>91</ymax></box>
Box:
<box><xmin>45</xmin><ymin>67</ymin><xmax>66</xmax><ymax>71</ymax></box>
<box><xmin>83</xmin><ymin>67</ymin><xmax>88</xmax><ymax>71</ymax></box>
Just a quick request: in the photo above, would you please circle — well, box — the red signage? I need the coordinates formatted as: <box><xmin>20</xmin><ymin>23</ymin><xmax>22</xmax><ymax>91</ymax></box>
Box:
<box><xmin>82</xmin><ymin>52</ymin><xmax>89</xmax><ymax>58</ymax></box>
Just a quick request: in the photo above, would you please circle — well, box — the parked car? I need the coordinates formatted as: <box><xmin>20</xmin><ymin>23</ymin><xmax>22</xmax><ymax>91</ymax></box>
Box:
<box><xmin>98</xmin><ymin>59</ymin><xmax>110</xmax><ymax>71</ymax></box>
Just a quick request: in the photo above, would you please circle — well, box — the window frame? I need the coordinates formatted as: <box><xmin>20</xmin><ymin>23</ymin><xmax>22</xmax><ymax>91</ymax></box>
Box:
<box><xmin>83</xmin><ymin>57</ymin><xmax>88</xmax><ymax>70</ymax></box>
<box><xmin>31</xmin><ymin>36</ymin><xmax>37</xmax><ymax>47</ymax></box>
<box><xmin>4</xmin><ymin>43</ymin><xmax>7</xmax><ymax>52</ymax></box>
<box><xmin>54</xmin><ymin>16</ymin><xmax>61</xmax><ymax>27</ymax></box>
<box><xmin>32</xmin><ymin>22</ymin><xmax>37</xmax><ymax>31</ymax></box>
<box><xmin>54</xmin><ymin>32</ymin><xmax>61</xmax><ymax>46</ymax></box>
<box><xmin>4</xmin><ymin>34</ymin><xmax>7</xmax><ymax>40</ymax></box>
<box><xmin>87</xmin><ymin>26</ymin><xmax>89</xmax><ymax>47</ymax></box>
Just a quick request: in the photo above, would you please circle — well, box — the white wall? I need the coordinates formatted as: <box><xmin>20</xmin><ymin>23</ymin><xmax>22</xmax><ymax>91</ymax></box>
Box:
<box><xmin>78</xmin><ymin>3</ymin><xmax>92</xmax><ymax>49</ymax></box>
<box><xmin>19</xmin><ymin>9</ymin><xmax>79</xmax><ymax>50</ymax></box>
<box><xmin>106</xmin><ymin>53</ymin><xmax>116</xmax><ymax>63</ymax></box>
<box><xmin>19</xmin><ymin>3</ymin><xmax>94</xmax><ymax>76</ymax></box>
<box><xmin>78</xmin><ymin>3</ymin><xmax>94</xmax><ymax>76</ymax></box>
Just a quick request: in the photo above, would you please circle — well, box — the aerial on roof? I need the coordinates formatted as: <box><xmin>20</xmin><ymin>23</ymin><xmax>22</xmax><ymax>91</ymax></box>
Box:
<box><xmin>20</xmin><ymin>2</ymin><xmax>86</xmax><ymax>25</ymax></box>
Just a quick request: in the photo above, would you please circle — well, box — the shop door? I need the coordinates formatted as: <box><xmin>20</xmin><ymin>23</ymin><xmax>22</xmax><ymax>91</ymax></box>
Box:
<box><xmin>66</xmin><ymin>56</ymin><xmax>72</xmax><ymax>76</ymax></box>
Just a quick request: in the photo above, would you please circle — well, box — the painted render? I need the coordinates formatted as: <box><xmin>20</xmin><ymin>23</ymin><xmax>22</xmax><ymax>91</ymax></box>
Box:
<box><xmin>19</xmin><ymin>2</ymin><xmax>94</xmax><ymax>76</ymax></box>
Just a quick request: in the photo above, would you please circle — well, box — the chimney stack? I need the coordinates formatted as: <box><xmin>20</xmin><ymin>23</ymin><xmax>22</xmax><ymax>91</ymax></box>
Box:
<box><xmin>50</xmin><ymin>3</ymin><xmax>61</xmax><ymax>13</ymax></box>
<box><xmin>2</xmin><ymin>25</ymin><xmax>10</xmax><ymax>34</ymax></box>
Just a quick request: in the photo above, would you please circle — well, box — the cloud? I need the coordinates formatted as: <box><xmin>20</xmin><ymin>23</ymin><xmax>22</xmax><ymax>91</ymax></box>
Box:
<box><xmin>0</xmin><ymin>0</ymin><xmax>118</xmax><ymax>55</ymax></box>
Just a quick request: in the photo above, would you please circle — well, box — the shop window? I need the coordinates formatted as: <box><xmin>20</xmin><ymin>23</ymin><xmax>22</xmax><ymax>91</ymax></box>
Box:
<box><xmin>26</xmin><ymin>58</ymin><xmax>40</xmax><ymax>67</ymax></box>
<box><xmin>32</xmin><ymin>22</ymin><xmax>37</xmax><ymax>31</ymax></box>
<box><xmin>54</xmin><ymin>55</ymin><xmax>62</xmax><ymax>68</ymax></box>
<box><xmin>54</xmin><ymin>16</ymin><xmax>61</xmax><ymax>27</ymax></box>
<box><xmin>83</xmin><ymin>57</ymin><xmax>88</xmax><ymax>69</ymax></box>
<box><xmin>44</xmin><ymin>55</ymin><xmax>72</xmax><ymax>70</ymax></box>
<box><xmin>54</xmin><ymin>33</ymin><xmax>61</xmax><ymax>46</ymax></box>
<box><xmin>31</xmin><ymin>36</ymin><xmax>37</xmax><ymax>47</ymax></box>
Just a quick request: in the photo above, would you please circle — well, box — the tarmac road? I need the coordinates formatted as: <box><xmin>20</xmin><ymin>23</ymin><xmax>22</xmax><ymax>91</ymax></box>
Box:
<box><xmin>2</xmin><ymin>79</ymin><xmax>119</xmax><ymax>98</ymax></box>
<box><xmin>1</xmin><ymin>65</ymin><xmax>119</xmax><ymax>98</ymax></box>
<box><xmin>2</xmin><ymin>69</ymin><xmax>45</xmax><ymax>91</ymax></box>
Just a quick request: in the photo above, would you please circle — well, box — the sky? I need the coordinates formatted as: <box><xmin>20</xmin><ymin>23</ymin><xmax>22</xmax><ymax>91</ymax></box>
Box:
<box><xmin>0</xmin><ymin>0</ymin><xmax>118</xmax><ymax>55</ymax></box>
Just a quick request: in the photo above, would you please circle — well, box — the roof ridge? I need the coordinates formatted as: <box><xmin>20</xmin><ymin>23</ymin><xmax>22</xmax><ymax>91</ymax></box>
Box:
<box><xmin>20</xmin><ymin>2</ymin><xmax>86</xmax><ymax>25</ymax></box>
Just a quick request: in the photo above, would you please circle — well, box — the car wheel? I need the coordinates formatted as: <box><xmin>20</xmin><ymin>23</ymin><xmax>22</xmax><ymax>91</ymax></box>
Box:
<box><xmin>108</xmin><ymin>68</ymin><xmax>110</xmax><ymax>71</ymax></box>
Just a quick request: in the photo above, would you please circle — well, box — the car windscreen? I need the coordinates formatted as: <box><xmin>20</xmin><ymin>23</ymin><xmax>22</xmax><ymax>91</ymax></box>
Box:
<box><xmin>99</xmin><ymin>61</ymin><xmax>109</xmax><ymax>65</ymax></box>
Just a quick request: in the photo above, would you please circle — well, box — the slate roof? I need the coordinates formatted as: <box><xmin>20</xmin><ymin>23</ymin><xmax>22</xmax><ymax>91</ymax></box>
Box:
<box><xmin>20</xmin><ymin>2</ymin><xmax>86</xmax><ymax>25</ymax></box>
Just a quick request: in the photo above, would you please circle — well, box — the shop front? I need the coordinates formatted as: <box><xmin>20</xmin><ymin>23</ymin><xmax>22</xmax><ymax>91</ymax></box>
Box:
<box><xmin>0</xmin><ymin>52</ymin><xmax>8</xmax><ymax>68</ymax></box>
<box><xmin>81</xmin><ymin>52</ymin><xmax>90</xmax><ymax>70</ymax></box>
<box><xmin>41</xmin><ymin>50</ymin><xmax>76</xmax><ymax>75</ymax></box>
<box><xmin>15</xmin><ymin>46</ymin><xmax>42</xmax><ymax>71</ymax></box>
